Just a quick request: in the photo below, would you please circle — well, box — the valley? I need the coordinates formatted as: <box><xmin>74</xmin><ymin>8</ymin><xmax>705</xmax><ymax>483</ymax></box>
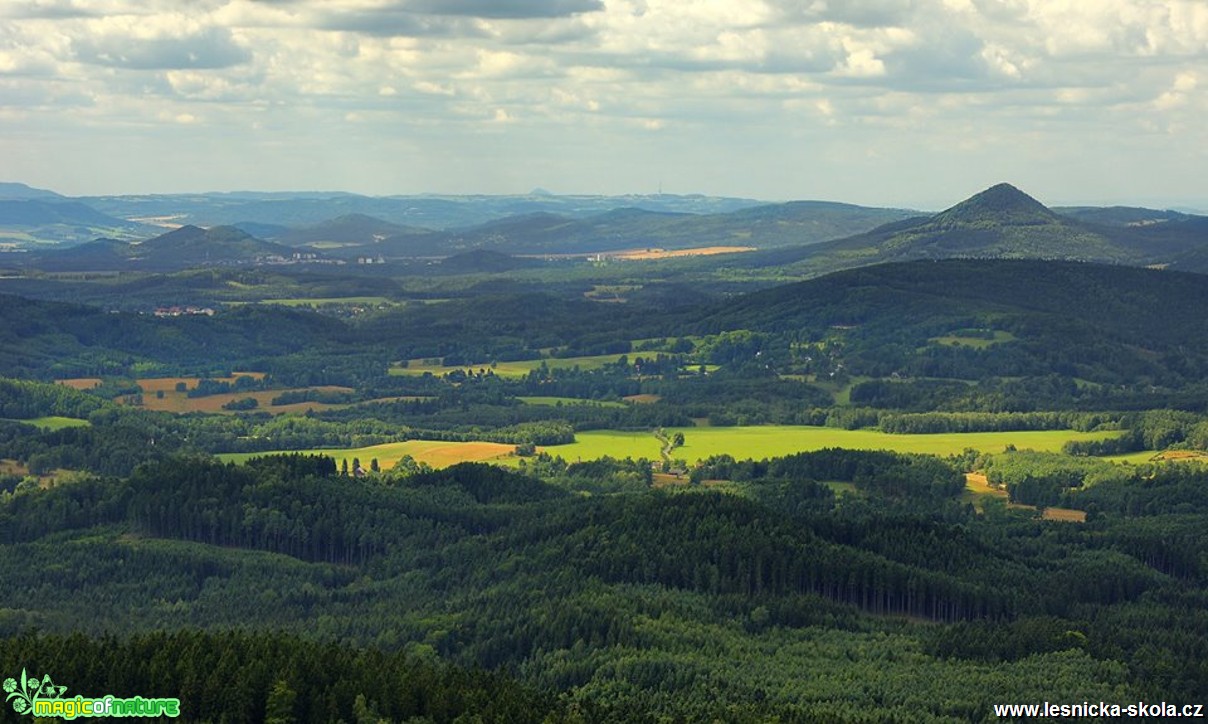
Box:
<box><xmin>2</xmin><ymin>181</ymin><xmax>1208</xmax><ymax>722</ymax></box>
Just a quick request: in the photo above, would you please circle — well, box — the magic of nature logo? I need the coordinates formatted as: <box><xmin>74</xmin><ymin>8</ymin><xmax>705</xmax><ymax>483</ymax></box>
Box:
<box><xmin>5</xmin><ymin>668</ymin><xmax>180</xmax><ymax>719</ymax></box>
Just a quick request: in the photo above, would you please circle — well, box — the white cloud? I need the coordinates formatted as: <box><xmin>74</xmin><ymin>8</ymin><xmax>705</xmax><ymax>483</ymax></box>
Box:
<box><xmin>0</xmin><ymin>0</ymin><xmax>1203</xmax><ymax>205</ymax></box>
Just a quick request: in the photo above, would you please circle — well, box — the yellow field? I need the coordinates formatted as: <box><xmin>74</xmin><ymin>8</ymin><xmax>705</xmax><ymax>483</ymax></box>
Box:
<box><xmin>623</xmin><ymin>394</ymin><xmax>662</xmax><ymax>404</ymax></box>
<box><xmin>610</xmin><ymin>246</ymin><xmax>756</xmax><ymax>260</ymax></box>
<box><xmin>219</xmin><ymin>440</ymin><xmax>517</xmax><ymax>470</ymax></box>
<box><xmin>964</xmin><ymin>472</ymin><xmax>1086</xmax><ymax>522</ymax></box>
<box><xmin>547</xmin><ymin>426</ymin><xmax>1120</xmax><ymax>464</ymax></box>
<box><xmin>964</xmin><ymin>472</ymin><xmax>1007</xmax><ymax>499</ymax></box>
<box><xmin>136</xmin><ymin>378</ymin><xmax>350</xmax><ymax>415</ymax></box>
<box><xmin>137</xmin><ymin>372</ymin><xmax>266</xmax><ymax>394</ymax></box>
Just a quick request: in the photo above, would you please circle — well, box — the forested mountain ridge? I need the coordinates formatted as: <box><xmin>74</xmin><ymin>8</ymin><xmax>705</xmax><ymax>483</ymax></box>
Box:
<box><xmin>6</xmin><ymin>258</ymin><xmax>1208</xmax><ymax>394</ymax></box>
<box><xmin>344</xmin><ymin>200</ymin><xmax>917</xmax><ymax>258</ymax></box>
<box><xmin>720</xmin><ymin>183</ymin><xmax>1208</xmax><ymax>276</ymax></box>
<box><xmin>700</xmin><ymin>259</ymin><xmax>1208</xmax><ymax>391</ymax></box>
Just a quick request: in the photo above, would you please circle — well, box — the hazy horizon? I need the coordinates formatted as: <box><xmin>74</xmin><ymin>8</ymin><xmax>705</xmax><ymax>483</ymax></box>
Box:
<box><xmin>3</xmin><ymin>1</ymin><xmax>1206</xmax><ymax>210</ymax></box>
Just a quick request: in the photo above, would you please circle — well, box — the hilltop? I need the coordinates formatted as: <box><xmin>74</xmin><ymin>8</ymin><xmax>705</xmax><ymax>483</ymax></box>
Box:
<box><xmin>817</xmin><ymin>183</ymin><xmax>1131</xmax><ymax>262</ymax></box>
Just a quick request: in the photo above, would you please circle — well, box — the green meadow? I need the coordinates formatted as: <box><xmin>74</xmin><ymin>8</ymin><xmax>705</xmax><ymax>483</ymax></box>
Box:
<box><xmin>389</xmin><ymin>353</ymin><xmax>630</xmax><ymax>379</ymax></box>
<box><xmin>543</xmin><ymin>425</ymin><xmax>1121</xmax><ymax>464</ymax></box>
<box><xmin>928</xmin><ymin>330</ymin><xmax>1017</xmax><ymax>349</ymax></box>
<box><xmin>215</xmin><ymin>425</ymin><xmax>1122</xmax><ymax>471</ymax></box>
<box><xmin>518</xmin><ymin>396</ymin><xmax>626</xmax><ymax>408</ymax></box>
<box><xmin>3</xmin><ymin>416</ymin><xmax>90</xmax><ymax>431</ymax></box>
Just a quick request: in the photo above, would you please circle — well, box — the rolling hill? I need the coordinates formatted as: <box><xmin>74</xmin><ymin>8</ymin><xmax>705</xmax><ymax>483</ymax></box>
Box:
<box><xmin>276</xmin><ymin>213</ymin><xmax>430</xmax><ymax>247</ymax></box>
<box><xmin>0</xmin><ymin>199</ymin><xmax>159</xmax><ymax>247</ymax></box>
<box><xmin>361</xmin><ymin>201</ymin><xmax>918</xmax><ymax>257</ymax></box>
<box><xmin>24</xmin><ymin>225</ymin><xmax>310</xmax><ymax>271</ymax></box>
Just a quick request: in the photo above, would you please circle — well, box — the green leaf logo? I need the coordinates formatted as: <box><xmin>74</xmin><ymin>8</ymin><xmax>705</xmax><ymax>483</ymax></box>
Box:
<box><xmin>6</xmin><ymin>668</ymin><xmax>68</xmax><ymax>716</ymax></box>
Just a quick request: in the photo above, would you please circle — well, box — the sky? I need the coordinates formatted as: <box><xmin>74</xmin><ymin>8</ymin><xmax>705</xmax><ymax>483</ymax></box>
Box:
<box><xmin>1</xmin><ymin>0</ymin><xmax>1206</xmax><ymax>209</ymax></box>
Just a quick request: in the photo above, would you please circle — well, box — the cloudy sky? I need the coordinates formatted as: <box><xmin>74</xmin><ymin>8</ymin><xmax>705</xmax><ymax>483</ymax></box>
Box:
<box><xmin>1</xmin><ymin>0</ymin><xmax>1205</xmax><ymax>208</ymax></box>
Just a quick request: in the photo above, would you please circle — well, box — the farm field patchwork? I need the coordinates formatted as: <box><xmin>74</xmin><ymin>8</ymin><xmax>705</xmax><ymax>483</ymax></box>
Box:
<box><xmin>218</xmin><ymin>440</ymin><xmax>517</xmax><ymax>470</ymax></box>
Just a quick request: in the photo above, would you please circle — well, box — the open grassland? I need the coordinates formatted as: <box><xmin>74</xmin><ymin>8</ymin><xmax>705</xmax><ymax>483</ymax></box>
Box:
<box><xmin>55</xmin><ymin>377</ymin><xmax>103</xmax><ymax>390</ymax></box>
<box><xmin>1</xmin><ymin>458</ymin><xmax>80</xmax><ymax>488</ymax></box>
<box><xmin>623</xmin><ymin>394</ymin><xmax>662</xmax><ymax>404</ymax></box>
<box><xmin>1</xmin><ymin>416</ymin><xmax>90</xmax><ymax>431</ymax></box>
<box><xmin>137</xmin><ymin>373</ymin><xmax>266</xmax><ymax>394</ymax></box>
<box><xmin>138</xmin><ymin>387</ymin><xmax>352</xmax><ymax>415</ymax></box>
<box><xmin>1103</xmin><ymin>449</ymin><xmax>1208</xmax><ymax>465</ymax></box>
<box><xmin>390</xmin><ymin>353</ymin><xmax>629</xmax><ymax>379</ymax></box>
<box><xmin>544</xmin><ymin>426</ymin><xmax>1121</xmax><ymax>464</ymax></box>
<box><xmin>219</xmin><ymin>440</ymin><xmax>517</xmax><ymax>470</ymax></box>
<box><xmin>929</xmin><ymin>330</ymin><xmax>1017</xmax><ymax>349</ymax></box>
<box><xmin>259</xmin><ymin>296</ymin><xmax>394</xmax><ymax>308</ymax></box>
<box><xmin>1028</xmin><ymin>506</ymin><xmax>1087</xmax><ymax>523</ymax></box>
<box><xmin>518</xmin><ymin>396</ymin><xmax>626</xmax><ymax>408</ymax></box>
<box><xmin>10</xmin><ymin>416</ymin><xmax>91</xmax><ymax>431</ymax></box>
<box><xmin>0</xmin><ymin>459</ymin><xmax>28</xmax><ymax>476</ymax></box>
<box><xmin>136</xmin><ymin>378</ymin><xmax>350</xmax><ymax>415</ymax></box>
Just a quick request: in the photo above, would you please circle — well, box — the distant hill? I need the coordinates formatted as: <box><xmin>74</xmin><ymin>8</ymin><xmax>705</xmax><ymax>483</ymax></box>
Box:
<box><xmin>0</xmin><ymin>199</ymin><xmax>158</xmax><ymax>246</ymax></box>
<box><xmin>1161</xmin><ymin>218</ymin><xmax>1208</xmax><ymax>272</ymax></box>
<box><xmin>1054</xmin><ymin>206</ymin><xmax>1193</xmax><ymax>227</ymax></box>
<box><xmin>437</xmin><ymin>249</ymin><xmax>545</xmax><ymax>274</ymax></box>
<box><xmin>278</xmin><ymin>214</ymin><xmax>430</xmax><ymax>247</ymax></box>
<box><xmin>79</xmin><ymin>192</ymin><xmax>768</xmax><ymax>230</ymax></box>
<box><xmin>0</xmin><ymin>293</ymin><xmax>349</xmax><ymax>378</ymax></box>
<box><xmin>25</xmin><ymin>225</ymin><xmax>308</xmax><ymax>272</ymax></box>
<box><xmin>363</xmin><ymin>201</ymin><xmax>917</xmax><ymax>257</ymax></box>
<box><xmin>0</xmin><ymin>182</ymin><xmax>64</xmax><ymax>200</ymax></box>
<box><xmin>230</xmin><ymin>221</ymin><xmax>292</xmax><ymax>240</ymax></box>
<box><xmin>132</xmin><ymin>225</ymin><xmax>301</xmax><ymax>269</ymax></box>
<box><xmin>0</xmin><ymin>200</ymin><xmax>127</xmax><ymax>227</ymax></box>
